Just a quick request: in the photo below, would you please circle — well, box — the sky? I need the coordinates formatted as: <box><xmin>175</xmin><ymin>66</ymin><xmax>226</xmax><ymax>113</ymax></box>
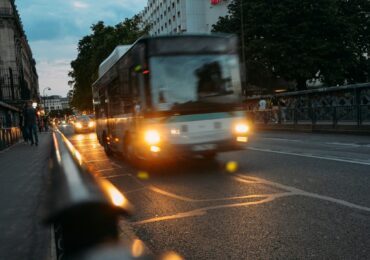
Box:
<box><xmin>16</xmin><ymin>0</ymin><xmax>147</xmax><ymax>97</ymax></box>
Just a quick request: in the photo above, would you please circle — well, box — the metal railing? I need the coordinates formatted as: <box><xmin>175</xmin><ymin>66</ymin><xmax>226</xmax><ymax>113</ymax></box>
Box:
<box><xmin>46</xmin><ymin>131</ymin><xmax>134</xmax><ymax>259</ymax></box>
<box><xmin>0</xmin><ymin>127</ymin><xmax>21</xmax><ymax>150</ymax></box>
<box><xmin>246</xmin><ymin>83</ymin><xmax>370</xmax><ymax>130</ymax></box>
<box><xmin>249</xmin><ymin>105</ymin><xmax>370</xmax><ymax>128</ymax></box>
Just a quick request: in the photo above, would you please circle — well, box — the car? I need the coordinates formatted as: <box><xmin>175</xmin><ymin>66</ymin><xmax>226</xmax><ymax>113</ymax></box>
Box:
<box><xmin>73</xmin><ymin>115</ymin><xmax>95</xmax><ymax>133</ymax></box>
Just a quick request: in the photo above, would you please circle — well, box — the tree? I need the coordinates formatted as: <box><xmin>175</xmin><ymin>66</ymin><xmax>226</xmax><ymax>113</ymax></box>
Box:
<box><xmin>213</xmin><ymin>0</ymin><xmax>370</xmax><ymax>91</ymax></box>
<box><xmin>69</xmin><ymin>15</ymin><xmax>149</xmax><ymax>111</ymax></box>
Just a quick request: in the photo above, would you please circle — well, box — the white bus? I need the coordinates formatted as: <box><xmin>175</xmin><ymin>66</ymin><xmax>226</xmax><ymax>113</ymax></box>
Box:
<box><xmin>92</xmin><ymin>34</ymin><xmax>250</xmax><ymax>161</ymax></box>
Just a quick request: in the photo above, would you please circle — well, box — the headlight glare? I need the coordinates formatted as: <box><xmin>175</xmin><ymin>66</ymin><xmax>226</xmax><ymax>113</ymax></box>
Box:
<box><xmin>235</xmin><ymin>123</ymin><xmax>249</xmax><ymax>134</ymax></box>
<box><xmin>144</xmin><ymin>130</ymin><xmax>161</xmax><ymax>145</ymax></box>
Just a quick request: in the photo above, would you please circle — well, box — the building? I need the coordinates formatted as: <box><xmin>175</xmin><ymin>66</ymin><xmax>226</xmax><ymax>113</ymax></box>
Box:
<box><xmin>141</xmin><ymin>0</ymin><xmax>230</xmax><ymax>36</ymax></box>
<box><xmin>43</xmin><ymin>95</ymin><xmax>69</xmax><ymax>112</ymax></box>
<box><xmin>0</xmin><ymin>0</ymin><xmax>39</xmax><ymax>106</ymax></box>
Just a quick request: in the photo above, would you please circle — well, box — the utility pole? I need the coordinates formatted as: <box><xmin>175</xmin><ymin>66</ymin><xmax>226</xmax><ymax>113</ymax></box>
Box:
<box><xmin>240</xmin><ymin>0</ymin><xmax>247</xmax><ymax>96</ymax></box>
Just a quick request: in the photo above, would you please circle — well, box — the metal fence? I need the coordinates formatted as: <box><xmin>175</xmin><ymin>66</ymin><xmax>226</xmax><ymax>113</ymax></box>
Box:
<box><xmin>250</xmin><ymin>105</ymin><xmax>370</xmax><ymax>127</ymax></box>
<box><xmin>0</xmin><ymin>101</ymin><xmax>21</xmax><ymax>150</ymax></box>
<box><xmin>247</xmin><ymin>83</ymin><xmax>370</xmax><ymax>130</ymax></box>
<box><xmin>0</xmin><ymin>127</ymin><xmax>21</xmax><ymax>150</ymax></box>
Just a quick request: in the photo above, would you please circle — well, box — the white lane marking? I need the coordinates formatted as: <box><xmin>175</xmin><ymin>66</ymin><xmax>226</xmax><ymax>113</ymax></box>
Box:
<box><xmin>150</xmin><ymin>186</ymin><xmax>196</xmax><ymax>202</ymax></box>
<box><xmin>134</xmin><ymin>174</ymin><xmax>370</xmax><ymax>225</ymax></box>
<box><xmin>111</xmin><ymin>162</ymin><xmax>122</xmax><ymax>169</ymax></box>
<box><xmin>248</xmin><ymin>146</ymin><xmax>370</xmax><ymax>166</ymax></box>
<box><xmin>133</xmin><ymin>193</ymin><xmax>290</xmax><ymax>225</ymax></box>
<box><xmin>104</xmin><ymin>173</ymin><xmax>131</xmax><ymax>179</ymax></box>
<box><xmin>96</xmin><ymin>168</ymin><xmax>117</xmax><ymax>172</ymax></box>
<box><xmin>150</xmin><ymin>186</ymin><xmax>275</xmax><ymax>203</ymax></box>
<box><xmin>326</xmin><ymin>142</ymin><xmax>370</xmax><ymax>148</ymax></box>
<box><xmin>259</xmin><ymin>137</ymin><xmax>302</xmax><ymax>142</ymax></box>
<box><xmin>235</xmin><ymin>175</ymin><xmax>370</xmax><ymax>213</ymax></box>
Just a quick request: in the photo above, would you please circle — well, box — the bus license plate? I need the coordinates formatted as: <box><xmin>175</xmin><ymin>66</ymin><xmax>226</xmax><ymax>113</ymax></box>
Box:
<box><xmin>192</xmin><ymin>144</ymin><xmax>216</xmax><ymax>151</ymax></box>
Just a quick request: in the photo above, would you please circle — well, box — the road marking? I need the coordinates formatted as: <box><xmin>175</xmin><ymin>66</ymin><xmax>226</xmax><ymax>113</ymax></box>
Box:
<box><xmin>150</xmin><ymin>186</ymin><xmax>276</xmax><ymax>203</ymax></box>
<box><xmin>248</xmin><ymin>146</ymin><xmax>370</xmax><ymax>166</ymax></box>
<box><xmin>133</xmin><ymin>175</ymin><xmax>370</xmax><ymax>225</ymax></box>
<box><xmin>111</xmin><ymin>162</ymin><xmax>123</xmax><ymax>168</ymax></box>
<box><xmin>104</xmin><ymin>173</ymin><xmax>131</xmax><ymax>179</ymax></box>
<box><xmin>235</xmin><ymin>175</ymin><xmax>370</xmax><ymax>213</ymax></box>
<box><xmin>326</xmin><ymin>142</ymin><xmax>370</xmax><ymax>148</ymax></box>
<box><xmin>150</xmin><ymin>186</ymin><xmax>196</xmax><ymax>202</ymax></box>
<box><xmin>133</xmin><ymin>194</ymin><xmax>289</xmax><ymax>225</ymax></box>
<box><xmin>260</xmin><ymin>137</ymin><xmax>302</xmax><ymax>142</ymax></box>
<box><xmin>96</xmin><ymin>168</ymin><xmax>117</xmax><ymax>172</ymax></box>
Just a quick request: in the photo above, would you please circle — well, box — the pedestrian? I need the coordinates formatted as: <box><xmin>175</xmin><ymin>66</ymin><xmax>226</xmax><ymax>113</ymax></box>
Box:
<box><xmin>24</xmin><ymin>101</ymin><xmax>38</xmax><ymax>146</ymax></box>
<box><xmin>19</xmin><ymin>104</ymin><xmax>29</xmax><ymax>143</ymax></box>
<box><xmin>279</xmin><ymin>98</ymin><xmax>287</xmax><ymax>123</ymax></box>
<box><xmin>43</xmin><ymin>115</ymin><xmax>49</xmax><ymax>131</ymax></box>
<box><xmin>271</xmin><ymin>96</ymin><xmax>279</xmax><ymax>123</ymax></box>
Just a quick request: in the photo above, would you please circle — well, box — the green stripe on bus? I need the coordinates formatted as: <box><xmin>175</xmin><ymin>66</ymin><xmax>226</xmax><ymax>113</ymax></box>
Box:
<box><xmin>166</xmin><ymin>112</ymin><xmax>234</xmax><ymax>123</ymax></box>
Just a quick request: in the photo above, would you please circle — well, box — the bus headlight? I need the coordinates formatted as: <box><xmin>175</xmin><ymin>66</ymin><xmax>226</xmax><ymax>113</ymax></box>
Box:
<box><xmin>76</xmin><ymin>122</ymin><xmax>82</xmax><ymax>129</ymax></box>
<box><xmin>144</xmin><ymin>130</ymin><xmax>161</xmax><ymax>145</ymax></box>
<box><xmin>88</xmin><ymin>121</ymin><xmax>95</xmax><ymax>128</ymax></box>
<box><xmin>234</xmin><ymin>123</ymin><xmax>249</xmax><ymax>134</ymax></box>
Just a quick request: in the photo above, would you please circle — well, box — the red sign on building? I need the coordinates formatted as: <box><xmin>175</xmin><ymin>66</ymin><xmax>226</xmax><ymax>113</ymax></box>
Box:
<box><xmin>210</xmin><ymin>0</ymin><xmax>222</xmax><ymax>5</ymax></box>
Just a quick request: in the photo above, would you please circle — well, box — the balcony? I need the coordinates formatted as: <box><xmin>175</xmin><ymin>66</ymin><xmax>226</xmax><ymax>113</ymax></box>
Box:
<box><xmin>0</xmin><ymin>8</ymin><xmax>13</xmax><ymax>18</ymax></box>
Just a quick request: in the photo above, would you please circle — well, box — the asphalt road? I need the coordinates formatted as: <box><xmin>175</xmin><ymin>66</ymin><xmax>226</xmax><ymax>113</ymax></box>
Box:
<box><xmin>60</xmin><ymin>125</ymin><xmax>370</xmax><ymax>259</ymax></box>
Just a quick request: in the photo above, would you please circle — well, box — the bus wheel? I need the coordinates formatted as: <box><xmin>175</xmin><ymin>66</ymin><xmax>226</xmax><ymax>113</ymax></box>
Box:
<box><xmin>103</xmin><ymin>133</ymin><xmax>113</xmax><ymax>157</ymax></box>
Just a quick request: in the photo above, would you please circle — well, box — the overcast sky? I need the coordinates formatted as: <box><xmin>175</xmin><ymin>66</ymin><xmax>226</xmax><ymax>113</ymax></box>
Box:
<box><xmin>17</xmin><ymin>0</ymin><xmax>146</xmax><ymax>97</ymax></box>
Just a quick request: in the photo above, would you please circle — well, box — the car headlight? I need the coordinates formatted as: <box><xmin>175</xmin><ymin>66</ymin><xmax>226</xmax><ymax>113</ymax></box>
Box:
<box><xmin>76</xmin><ymin>122</ymin><xmax>82</xmax><ymax>129</ymax></box>
<box><xmin>88</xmin><ymin>121</ymin><xmax>95</xmax><ymax>127</ymax></box>
<box><xmin>234</xmin><ymin>123</ymin><xmax>249</xmax><ymax>134</ymax></box>
<box><xmin>144</xmin><ymin>130</ymin><xmax>161</xmax><ymax>145</ymax></box>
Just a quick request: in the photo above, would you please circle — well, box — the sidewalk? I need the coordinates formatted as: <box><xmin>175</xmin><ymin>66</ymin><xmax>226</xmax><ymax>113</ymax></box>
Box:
<box><xmin>0</xmin><ymin>132</ymin><xmax>52</xmax><ymax>260</ymax></box>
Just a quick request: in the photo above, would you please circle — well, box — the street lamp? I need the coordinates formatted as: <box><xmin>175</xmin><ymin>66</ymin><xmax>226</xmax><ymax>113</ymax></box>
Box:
<box><xmin>43</xmin><ymin>87</ymin><xmax>51</xmax><ymax>113</ymax></box>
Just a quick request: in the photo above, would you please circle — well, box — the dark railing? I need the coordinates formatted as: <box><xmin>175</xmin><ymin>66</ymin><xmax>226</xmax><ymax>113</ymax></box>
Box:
<box><xmin>249</xmin><ymin>105</ymin><xmax>370</xmax><ymax>129</ymax></box>
<box><xmin>0</xmin><ymin>127</ymin><xmax>21</xmax><ymax>150</ymax></box>
<box><xmin>46</xmin><ymin>131</ymin><xmax>134</xmax><ymax>259</ymax></box>
<box><xmin>247</xmin><ymin>83</ymin><xmax>370</xmax><ymax>131</ymax></box>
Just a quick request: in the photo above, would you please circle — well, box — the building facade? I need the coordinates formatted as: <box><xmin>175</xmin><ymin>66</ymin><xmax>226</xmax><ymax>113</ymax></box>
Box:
<box><xmin>43</xmin><ymin>95</ymin><xmax>69</xmax><ymax>112</ymax></box>
<box><xmin>0</xmin><ymin>0</ymin><xmax>39</xmax><ymax>107</ymax></box>
<box><xmin>141</xmin><ymin>0</ymin><xmax>230</xmax><ymax>36</ymax></box>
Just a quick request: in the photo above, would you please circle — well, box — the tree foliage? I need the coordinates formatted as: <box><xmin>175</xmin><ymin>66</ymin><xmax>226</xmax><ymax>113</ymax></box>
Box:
<box><xmin>213</xmin><ymin>0</ymin><xmax>370</xmax><ymax>91</ymax></box>
<box><xmin>69</xmin><ymin>15</ymin><xmax>148</xmax><ymax>111</ymax></box>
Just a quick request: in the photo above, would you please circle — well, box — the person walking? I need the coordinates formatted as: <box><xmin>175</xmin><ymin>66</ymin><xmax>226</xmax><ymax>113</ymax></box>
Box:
<box><xmin>21</xmin><ymin>103</ymin><xmax>29</xmax><ymax>143</ymax></box>
<box><xmin>43</xmin><ymin>115</ymin><xmax>49</xmax><ymax>132</ymax></box>
<box><xmin>24</xmin><ymin>101</ymin><xmax>38</xmax><ymax>146</ymax></box>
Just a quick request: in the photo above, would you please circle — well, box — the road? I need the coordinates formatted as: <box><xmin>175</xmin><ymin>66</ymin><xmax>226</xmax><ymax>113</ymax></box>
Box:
<box><xmin>60</xmin><ymin>125</ymin><xmax>370</xmax><ymax>259</ymax></box>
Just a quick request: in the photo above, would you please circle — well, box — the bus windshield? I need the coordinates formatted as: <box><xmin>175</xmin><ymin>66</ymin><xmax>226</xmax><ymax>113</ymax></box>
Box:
<box><xmin>150</xmin><ymin>54</ymin><xmax>242</xmax><ymax>112</ymax></box>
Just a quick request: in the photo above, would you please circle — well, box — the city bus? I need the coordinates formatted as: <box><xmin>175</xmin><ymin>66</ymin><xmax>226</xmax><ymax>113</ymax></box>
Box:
<box><xmin>92</xmin><ymin>34</ymin><xmax>250</xmax><ymax>161</ymax></box>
